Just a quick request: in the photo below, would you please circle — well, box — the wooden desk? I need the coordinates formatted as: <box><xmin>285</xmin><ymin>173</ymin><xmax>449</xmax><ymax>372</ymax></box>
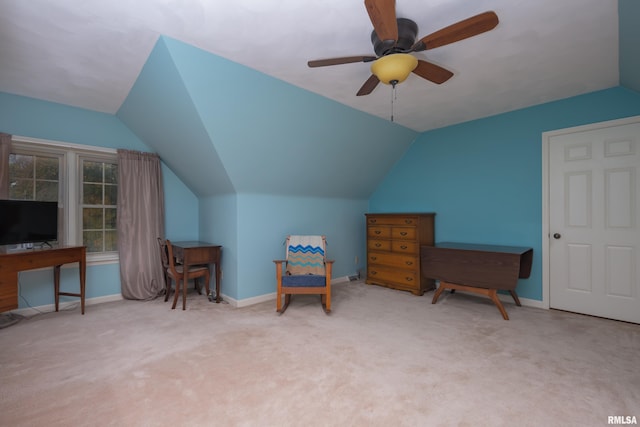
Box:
<box><xmin>0</xmin><ymin>246</ymin><xmax>87</xmax><ymax>314</ymax></box>
<box><xmin>421</xmin><ymin>242</ymin><xmax>533</xmax><ymax>320</ymax></box>
<box><xmin>171</xmin><ymin>241</ymin><xmax>222</xmax><ymax>304</ymax></box>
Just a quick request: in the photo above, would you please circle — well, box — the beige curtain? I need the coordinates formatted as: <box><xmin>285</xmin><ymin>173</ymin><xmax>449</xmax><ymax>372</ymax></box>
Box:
<box><xmin>117</xmin><ymin>149</ymin><xmax>165</xmax><ymax>300</ymax></box>
<box><xmin>0</xmin><ymin>133</ymin><xmax>11</xmax><ymax>199</ymax></box>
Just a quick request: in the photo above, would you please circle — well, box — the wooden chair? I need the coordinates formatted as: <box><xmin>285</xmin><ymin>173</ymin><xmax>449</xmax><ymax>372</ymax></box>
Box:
<box><xmin>273</xmin><ymin>235</ymin><xmax>334</xmax><ymax>314</ymax></box>
<box><xmin>165</xmin><ymin>239</ymin><xmax>210</xmax><ymax>310</ymax></box>
<box><xmin>157</xmin><ymin>237</ymin><xmax>203</xmax><ymax>301</ymax></box>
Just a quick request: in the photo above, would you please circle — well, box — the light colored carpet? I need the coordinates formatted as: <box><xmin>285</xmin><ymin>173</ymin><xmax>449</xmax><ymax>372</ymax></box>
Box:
<box><xmin>0</xmin><ymin>280</ymin><xmax>638</xmax><ymax>427</ymax></box>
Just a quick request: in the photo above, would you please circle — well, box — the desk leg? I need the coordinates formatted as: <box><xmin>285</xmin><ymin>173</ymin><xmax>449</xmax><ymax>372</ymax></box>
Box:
<box><xmin>183</xmin><ymin>268</ymin><xmax>188</xmax><ymax>310</ymax></box>
<box><xmin>54</xmin><ymin>265</ymin><xmax>61</xmax><ymax>312</ymax></box>
<box><xmin>215</xmin><ymin>261</ymin><xmax>221</xmax><ymax>303</ymax></box>
<box><xmin>80</xmin><ymin>256</ymin><xmax>86</xmax><ymax>315</ymax></box>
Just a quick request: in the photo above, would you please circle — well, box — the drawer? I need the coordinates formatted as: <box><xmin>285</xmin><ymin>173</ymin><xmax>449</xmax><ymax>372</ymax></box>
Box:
<box><xmin>368</xmin><ymin>239</ymin><xmax>391</xmax><ymax>252</ymax></box>
<box><xmin>391</xmin><ymin>240</ymin><xmax>418</xmax><ymax>254</ymax></box>
<box><xmin>367</xmin><ymin>265</ymin><xmax>418</xmax><ymax>287</ymax></box>
<box><xmin>367</xmin><ymin>216</ymin><xmax>418</xmax><ymax>226</ymax></box>
<box><xmin>367</xmin><ymin>226</ymin><xmax>390</xmax><ymax>238</ymax></box>
<box><xmin>368</xmin><ymin>252</ymin><xmax>418</xmax><ymax>270</ymax></box>
<box><xmin>391</xmin><ymin>227</ymin><xmax>416</xmax><ymax>240</ymax></box>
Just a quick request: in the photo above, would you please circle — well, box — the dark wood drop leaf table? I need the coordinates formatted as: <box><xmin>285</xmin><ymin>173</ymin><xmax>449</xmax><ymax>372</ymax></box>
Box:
<box><xmin>420</xmin><ymin>242</ymin><xmax>533</xmax><ymax>320</ymax></box>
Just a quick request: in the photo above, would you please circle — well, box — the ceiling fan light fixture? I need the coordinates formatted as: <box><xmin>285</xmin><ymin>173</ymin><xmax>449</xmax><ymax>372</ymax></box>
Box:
<box><xmin>370</xmin><ymin>53</ymin><xmax>418</xmax><ymax>85</ymax></box>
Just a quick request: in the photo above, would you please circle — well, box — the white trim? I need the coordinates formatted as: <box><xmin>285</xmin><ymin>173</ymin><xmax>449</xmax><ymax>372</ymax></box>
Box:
<box><xmin>497</xmin><ymin>292</ymin><xmax>546</xmax><ymax>310</ymax></box>
<box><xmin>9</xmin><ymin>293</ymin><xmax>123</xmax><ymax>316</ymax></box>
<box><xmin>226</xmin><ymin>276</ymin><xmax>351</xmax><ymax>308</ymax></box>
<box><xmin>13</xmin><ymin>135</ymin><xmax>117</xmax><ymax>154</ymax></box>
<box><xmin>10</xmin><ymin>135</ymin><xmax>119</xmax><ymax>255</ymax></box>
<box><xmin>541</xmin><ymin>115</ymin><xmax>640</xmax><ymax>311</ymax></box>
<box><xmin>9</xmin><ymin>276</ymin><xmax>354</xmax><ymax>313</ymax></box>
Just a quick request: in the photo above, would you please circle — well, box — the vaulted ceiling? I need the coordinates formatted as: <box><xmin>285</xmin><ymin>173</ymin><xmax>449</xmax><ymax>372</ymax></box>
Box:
<box><xmin>0</xmin><ymin>0</ymin><xmax>626</xmax><ymax>132</ymax></box>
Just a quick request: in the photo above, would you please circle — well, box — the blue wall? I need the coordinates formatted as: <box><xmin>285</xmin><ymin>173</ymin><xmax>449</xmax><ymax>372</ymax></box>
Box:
<box><xmin>116</xmin><ymin>36</ymin><xmax>418</xmax><ymax>301</ymax></box>
<box><xmin>233</xmin><ymin>194</ymin><xmax>368</xmax><ymax>300</ymax></box>
<box><xmin>198</xmin><ymin>193</ymin><xmax>368</xmax><ymax>301</ymax></box>
<box><xmin>0</xmin><ymin>92</ymin><xmax>199</xmax><ymax>309</ymax></box>
<box><xmin>370</xmin><ymin>86</ymin><xmax>640</xmax><ymax>301</ymax></box>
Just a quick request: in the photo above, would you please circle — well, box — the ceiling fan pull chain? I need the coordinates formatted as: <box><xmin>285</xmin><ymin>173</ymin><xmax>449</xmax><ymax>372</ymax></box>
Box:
<box><xmin>390</xmin><ymin>83</ymin><xmax>396</xmax><ymax>122</ymax></box>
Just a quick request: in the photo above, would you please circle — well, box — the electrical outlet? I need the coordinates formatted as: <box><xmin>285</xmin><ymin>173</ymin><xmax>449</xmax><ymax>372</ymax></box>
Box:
<box><xmin>355</xmin><ymin>256</ymin><xmax>359</xmax><ymax>265</ymax></box>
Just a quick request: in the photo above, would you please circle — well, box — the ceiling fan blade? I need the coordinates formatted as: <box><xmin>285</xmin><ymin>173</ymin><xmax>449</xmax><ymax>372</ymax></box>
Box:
<box><xmin>412</xmin><ymin>60</ymin><xmax>454</xmax><ymax>84</ymax></box>
<box><xmin>356</xmin><ymin>74</ymin><xmax>380</xmax><ymax>96</ymax></box>
<box><xmin>308</xmin><ymin>56</ymin><xmax>377</xmax><ymax>68</ymax></box>
<box><xmin>412</xmin><ymin>11</ymin><xmax>499</xmax><ymax>52</ymax></box>
<box><xmin>364</xmin><ymin>0</ymin><xmax>398</xmax><ymax>43</ymax></box>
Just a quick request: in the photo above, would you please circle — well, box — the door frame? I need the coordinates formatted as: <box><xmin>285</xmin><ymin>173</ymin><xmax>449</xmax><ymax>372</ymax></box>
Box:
<box><xmin>541</xmin><ymin>115</ymin><xmax>640</xmax><ymax>311</ymax></box>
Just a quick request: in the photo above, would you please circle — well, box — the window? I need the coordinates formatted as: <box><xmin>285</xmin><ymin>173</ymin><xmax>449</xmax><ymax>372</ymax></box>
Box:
<box><xmin>9</xmin><ymin>136</ymin><xmax>118</xmax><ymax>262</ymax></box>
<box><xmin>8</xmin><ymin>153</ymin><xmax>60</xmax><ymax>202</ymax></box>
<box><xmin>81</xmin><ymin>158</ymin><xmax>118</xmax><ymax>252</ymax></box>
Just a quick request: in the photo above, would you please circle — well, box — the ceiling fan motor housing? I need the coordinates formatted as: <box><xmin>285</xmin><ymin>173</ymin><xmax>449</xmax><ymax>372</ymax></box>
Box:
<box><xmin>371</xmin><ymin>18</ymin><xmax>418</xmax><ymax>56</ymax></box>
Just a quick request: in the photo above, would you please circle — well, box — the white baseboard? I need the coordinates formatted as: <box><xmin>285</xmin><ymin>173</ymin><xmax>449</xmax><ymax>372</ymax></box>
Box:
<box><xmin>6</xmin><ymin>276</ymin><xmax>365</xmax><ymax>313</ymax></box>
<box><xmin>10</xmin><ymin>293</ymin><xmax>124</xmax><ymax>316</ymax></box>
<box><xmin>497</xmin><ymin>292</ymin><xmax>546</xmax><ymax>309</ymax></box>
<box><xmin>226</xmin><ymin>275</ymin><xmax>351</xmax><ymax>308</ymax></box>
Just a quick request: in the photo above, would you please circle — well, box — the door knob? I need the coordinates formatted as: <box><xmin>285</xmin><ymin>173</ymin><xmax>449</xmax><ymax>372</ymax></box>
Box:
<box><xmin>553</xmin><ymin>233</ymin><xmax>561</xmax><ymax>239</ymax></box>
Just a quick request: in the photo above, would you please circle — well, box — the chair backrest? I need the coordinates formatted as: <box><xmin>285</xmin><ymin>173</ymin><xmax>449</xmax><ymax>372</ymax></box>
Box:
<box><xmin>165</xmin><ymin>239</ymin><xmax>181</xmax><ymax>277</ymax></box>
<box><xmin>285</xmin><ymin>235</ymin><xmax>326</xmax><ymax>276</ymax></box>
<box><xmin>157</xmin><ymin>237</ymin><xmax>169</xmax><ymax>269</ymax></box>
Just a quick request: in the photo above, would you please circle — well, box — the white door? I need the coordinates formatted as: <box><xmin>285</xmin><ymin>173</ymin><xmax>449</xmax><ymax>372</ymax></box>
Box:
<box><xmin>549</xmin><ymin>120</ymin><xmax>640</xmax><ymax>324</ymax></box>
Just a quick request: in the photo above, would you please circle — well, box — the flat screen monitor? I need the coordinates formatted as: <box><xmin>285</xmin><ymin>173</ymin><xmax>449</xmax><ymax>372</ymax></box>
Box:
<box><xmin>0</xmin><ymin>200</ymin><xmax>58</xmax><ymax>246</ymax></box>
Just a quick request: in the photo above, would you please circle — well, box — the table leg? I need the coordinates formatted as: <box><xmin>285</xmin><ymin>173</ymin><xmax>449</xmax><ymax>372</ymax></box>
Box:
<box><xmin>79</xmin><ymin>254</ymin><xmax>86</xmax><ymax>315</ymax></box>
<box><xmin>509</xmin><ymin>290</ymin><xmax>521</xmax><ymax>306</ymax></box>
<box><xmin>215</xmin><ymin>261</ymin><xmax>221</xmax><ymax>303</ymax></box>
<box><xmin>488</xmin><ymin>289</ymin><xmax>509</xmax><ymax>320</ymax></box>
<box><xmin>431</xmin><ymin>283</ymin><xmax>446</xmax><ymax>304</ymax></box>
<box><xmin>54</xmin><ymin>265</ymin><xmax>61</xmax><ymax>312</ymax></box>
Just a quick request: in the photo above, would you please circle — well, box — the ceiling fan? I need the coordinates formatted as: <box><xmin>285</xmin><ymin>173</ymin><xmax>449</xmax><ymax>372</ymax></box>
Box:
<box><xmin>307</xmin><ymin>0</ymin><xmax>499</xmax><ymax>96</ymax></box>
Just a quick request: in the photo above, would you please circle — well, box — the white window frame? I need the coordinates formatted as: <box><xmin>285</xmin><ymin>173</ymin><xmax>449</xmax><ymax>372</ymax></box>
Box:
<box><xmin>11</xmin><ymin>135</ymin><xmax>119</xmax><ymax>265</ymax></box>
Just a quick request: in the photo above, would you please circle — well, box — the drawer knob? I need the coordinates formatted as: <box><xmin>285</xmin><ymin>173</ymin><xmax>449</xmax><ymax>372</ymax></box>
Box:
<box><xmin>370</xmin><ymin>219</ymin><xmax>377</xmax><ymax>224</ymax></box>
<box><xmin>405</xmin><ymin>261</ymin><xmax>413</xmax><ymax>265</ymax></box>
<box><xmin>371</xmin><ymin>271</ymin><xmax>377</xmax><ymax>275</ymax></box>
<box><xmin>375</xmin><ymin>230</ymin><xmax>381</xmax><ymax>234</ymax></box>
<box><xmin>400</xmin><ymin>232</ymin><xmax>407</xmax><ymax>236</ymax></box>
<box><xmin>400</xmin><ymin>245</ymin><xmax>407</xmax><ymax>249</ymax></box>
<box><xmin>371</xmin><ymin>256</ymin><xmax>377</xmax><ymax>261</ymax></box>
<box><xmin>405</xmin><ymin>277</ymin><xmax>413</xmax><ymax>282</ymax></box>
<box><xmin>375</xmin><ymin>243</ymin><xmax>381</xmax><ymax>247</ymax></box>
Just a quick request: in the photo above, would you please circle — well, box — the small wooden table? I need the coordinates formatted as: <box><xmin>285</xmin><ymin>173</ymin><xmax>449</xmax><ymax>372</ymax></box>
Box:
<box><xmin>170</xmin><ymin>241</ymin><xmax>222</xmax><ymax>303</ymax></box>
<box><xmin>0</xmin><ymin>246</ymin><xmax>87</xmax><ymax>314</ymax></box>
<box><xmin>421</xmin><ymin>242</ymin><xmax>533</xmax><ymax>320</ymax></box>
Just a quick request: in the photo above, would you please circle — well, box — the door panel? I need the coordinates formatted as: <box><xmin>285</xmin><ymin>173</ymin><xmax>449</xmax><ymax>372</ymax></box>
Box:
<box><xmin>549</xmin><ymin>121</ymin><xmax>640</xmax><ymax>323</ymax></box>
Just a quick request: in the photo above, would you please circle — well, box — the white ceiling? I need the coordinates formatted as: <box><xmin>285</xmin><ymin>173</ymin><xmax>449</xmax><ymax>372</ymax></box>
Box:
<box><xmin>0</xmin><ymin>0</ymin><xmax>619</xmax><ymax>132</ymax></box>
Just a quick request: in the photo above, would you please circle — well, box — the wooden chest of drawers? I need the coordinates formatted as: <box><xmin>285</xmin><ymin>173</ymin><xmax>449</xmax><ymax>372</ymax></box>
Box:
<box><xmin>365</xmin><ymin>213</ymin><xmax>436</xmax><ymax>295</ymax></box>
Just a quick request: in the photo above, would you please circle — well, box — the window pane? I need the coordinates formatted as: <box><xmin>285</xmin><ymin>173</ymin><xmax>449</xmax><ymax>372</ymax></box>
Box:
<box><xmin>83</xmin><ymin>161</ymin><xmax>103</xmax><ymax>183</ymax></box>
<box><xmin>35</xmin><ymin>181</ymin><xmax>59</xmax><ymax>201</ymax></box>
<box><xmin>104</xmin><ymin>163</ymin><xmax>117</xmax><ymax>184</ymax></box>
<box><xmin>36</xmin><ymin>157</ymin><xmax>59</xmax><ymax>180</ymax></box>
<box><xmin>83</xmin><ymin>231</ymin><xmax>103</xmax><ymax>252</ymax></box>
<box><xmin>105</xmin><ymin>230</ymin><xmax>118</xmax><ymax>252</ymax></box>
<box><xmin>104</xmin><ymin>184</ymin><xmax>117</xmax><ymax>205</ymax></box>
<box><xmin>9</xmin><ymin>179</ymin><xmax>34</xmax><ymax>199</ymax></box>
<box><xmin>105</xmin><ymin>208</ymin><xmax>117</xmax><ymax>229</ymax></box>
<box><xmin>83</xmin><ymin>208</ymin><xmax>103</xmax><ymax>230</ymax></box>
<box><xmin>9</xmin><ymin>154</ymin><xmax>33</xmax><ymax>178</ymax></box>
<box><xmin>83</xmin><ymin>183</ymin><xmax>103</xmax><ymax>205</ymax></box>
